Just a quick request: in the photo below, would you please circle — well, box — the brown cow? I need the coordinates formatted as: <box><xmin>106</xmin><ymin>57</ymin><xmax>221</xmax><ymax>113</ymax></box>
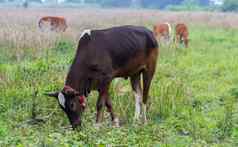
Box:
<box><xmin>153</xmin><ymin>23</ymin><xmax>171</xmax><ymax>45</ymax></box>
<box><xmin>175</xmin><ymin>23</ymin><xmax>189</xmax><ymax>48</ymax></box>
<box><xmin>38</xmin><ymin>16</ymin><xmax>67</xmax><ymax>32</ymax></box>
<box><xmin>46</xmin><ymin>25</ymin><xmax>159</xmax><ymax>129</ymax></box>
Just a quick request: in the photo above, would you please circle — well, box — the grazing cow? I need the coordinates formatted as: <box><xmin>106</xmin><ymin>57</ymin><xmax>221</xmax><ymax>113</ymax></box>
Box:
<box><xmin>46</xmin><ymin>25</ymin><xmax>159</xmax><ymax>129</ymax></box>
<box><xmin>153</xmin><ymin>23</ymin><xmax>171</xmax><ymax>45</ymax></box>
<box><xmin>175</xmin><ymin>23</ymin><xmax>189</xmax><ymax>48</ymax></box>
<box><xmin>38</xmin><ymin>16</ymin><xmax>67</xmax><ymax>32</ymax></box>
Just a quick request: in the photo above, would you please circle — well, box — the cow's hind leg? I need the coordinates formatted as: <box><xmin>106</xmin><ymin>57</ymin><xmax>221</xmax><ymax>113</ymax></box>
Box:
<box><xmin>175</xmin><ymin>34</ymin><xmax>180</xmax><ymax>48</ymax></box>
<box><xmin>130</xmin><ymin>72</ymin><xmax>143</xmax><ymax>122</ymax></box>
<box><xmin>166</xmin><ymin>34</ymin><xmax>170</xmax><ymax>46</ymax></box>
<box><xmin>184</xmin><ymin>34</ymin><xmax>189</xmax><ymax>48</ymax></box>
<box><xmin>142</xmin><ymin>48</ymin><xmax>158</xmax><ymax>123</ymax></box>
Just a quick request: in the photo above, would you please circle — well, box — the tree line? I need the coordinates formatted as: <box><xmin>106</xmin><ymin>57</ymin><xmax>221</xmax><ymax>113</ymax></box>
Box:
<box><xmin>1</xmin><ymin>0</ymin><xmax>238</xmax><ymax>12</ymax></box>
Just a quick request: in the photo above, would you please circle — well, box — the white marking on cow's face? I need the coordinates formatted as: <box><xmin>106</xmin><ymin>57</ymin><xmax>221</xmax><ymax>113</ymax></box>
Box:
<box><xmin>58</xmin><ymin>92</ymin><xmax>66</xmax><ymax>108</ymax></box>
<box><xmin>79</xmin><ymin>29</ymin><xmax>91</xmax><ymax>40</ymax></box>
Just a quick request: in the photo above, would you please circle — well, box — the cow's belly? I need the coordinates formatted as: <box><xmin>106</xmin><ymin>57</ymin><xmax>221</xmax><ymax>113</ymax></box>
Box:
<box><xmin>114</xmin><ymin>65</ymin><xmax>146</xmax><ymax>78</ymax></box>
<box><xmin>112</xmin><ymin>56</ymin><xmax>147</xmax><ymax>78</ymax></box>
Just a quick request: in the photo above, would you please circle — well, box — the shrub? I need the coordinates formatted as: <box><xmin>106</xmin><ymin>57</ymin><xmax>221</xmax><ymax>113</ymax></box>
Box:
<box><xmin>100</xmin><ymin>0</ymin><xmax>131</xmax><ymax>7</ymax></box>
<box><xmin>222</xmin><ymin>0</ymin><xmax>238</xmax><ymax>12</ymax></box>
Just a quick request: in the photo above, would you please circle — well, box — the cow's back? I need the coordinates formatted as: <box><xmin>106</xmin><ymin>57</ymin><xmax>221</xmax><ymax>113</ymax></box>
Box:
<box><xmin>67</xmin><ymin>25</ymin><xmax>159</xmax><ymax>93</ymax></box>
<box><xmin>88</xmin><ymin>26</ymin><xmax>158</xmax><ymax>68</ymax></box>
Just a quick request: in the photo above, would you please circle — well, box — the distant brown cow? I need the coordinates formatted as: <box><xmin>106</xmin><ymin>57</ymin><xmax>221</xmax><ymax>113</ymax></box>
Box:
<box><xmin>153</xmin><ymin>23</ymin><xmax>171</xmax><ymax>44</ymax></box>
<box><xmin>175</xmin><ymin>23</ymin><xmax>189</xmax><ymax>48</ymax></box>
<box><xmin>38</xmin><ymin>16</ymin><xmax>67</xmax><ymax>32</ymax></box>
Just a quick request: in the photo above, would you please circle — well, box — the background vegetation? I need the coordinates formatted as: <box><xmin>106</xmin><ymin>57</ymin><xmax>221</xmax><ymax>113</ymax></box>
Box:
<box><xmin>0</xmin><ymin>8</ymin><xmax>238</xmax><ymax>146</ymax></box>
<box><xmin>1</xmin><ymin>0</ymin><xmax>238</xmax><ymax>12</ymax></box>
<box><xmin>222</xmin><ymin>0</ymin><xmax>238</xmax><ymax>12</ymax></box>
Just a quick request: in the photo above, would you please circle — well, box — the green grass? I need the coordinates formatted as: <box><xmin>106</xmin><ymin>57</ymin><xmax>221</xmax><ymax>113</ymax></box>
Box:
<box><xmin>1</xmin><ymin>25</ymin><xmax>238</xmax><ymax>146</ymax></box>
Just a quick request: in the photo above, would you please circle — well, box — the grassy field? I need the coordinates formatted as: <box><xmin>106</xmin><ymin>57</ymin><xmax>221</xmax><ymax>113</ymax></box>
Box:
<box><xmin>0</xmin><ymin>8</ymin><xmax>238</xmax><ymax>146</ymax></box>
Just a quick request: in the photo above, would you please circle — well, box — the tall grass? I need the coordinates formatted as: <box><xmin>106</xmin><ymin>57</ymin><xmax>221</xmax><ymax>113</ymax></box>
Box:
<box><xmin>0</xmin><ymin>8</ymin><xmax>238</xmax><ymax>146</ymax></box>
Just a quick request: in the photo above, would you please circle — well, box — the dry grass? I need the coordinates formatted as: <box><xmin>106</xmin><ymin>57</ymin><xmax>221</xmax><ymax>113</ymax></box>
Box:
<box><xmin>1</xmin><ymin>8</ymin><xmax>238</xmax><ymax>60</ymax></box>
<box><xmin>1</xmin><ymin>8</ymin><xmax>238</xmax><ymax>35</ymax></box>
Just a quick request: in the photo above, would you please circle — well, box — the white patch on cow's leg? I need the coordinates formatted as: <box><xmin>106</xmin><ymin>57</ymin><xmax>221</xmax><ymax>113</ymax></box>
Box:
<box><xmin>58</xmin><ymin>92</ymin><xmax>65</xmax><ymax>108</ymax></box>
<box><xmin>165</xmin><ymin>22</ymin><xmax>172</xmax><ymax>36</ymax></box>
<box><xmin>112</xmin><ymin>117</ymin><xmax>120</xmax><ymax>128</ymax></box>
<box><xmin>133</xmin><ymin>90</ymin><xmax>142</xmax><ymax>121</ymax></box>
<box><xmin>94</xmin><ymin>123</ymin><xmax>102</xmax><ymax>129</ymax></box>
<box><xmin>142</xmin><ymin>103</ymin><xmax>147</xmax><ymax>124</ymax></box>
<box><xmin>79</xmin><ymin>29</ymin><xmax>91</xmax><ymax>39</ymax></box>
<box><xmin>165</xmin><ymin>22</ymin><xmax>172</xmax><ymax>45</ymax></box>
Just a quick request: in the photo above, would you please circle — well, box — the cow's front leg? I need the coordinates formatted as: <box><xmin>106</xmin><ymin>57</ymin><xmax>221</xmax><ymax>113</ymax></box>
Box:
<box><xmin>96</xmin><ymin>92</ymin><xmax>106</xmax><ymax>125</ymax></box>
<box><xmin>97</xmin><ymin>85</ymin><xmax>119</xmax><ymax>127</ymax></box>
<box><xmin>106</xmin><ymin>97</ymin><xmax>119</xmax><ymax>127</ymax></box>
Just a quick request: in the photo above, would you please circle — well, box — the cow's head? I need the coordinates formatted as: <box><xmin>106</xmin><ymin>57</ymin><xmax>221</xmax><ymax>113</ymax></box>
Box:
<box><xmin>46</xmin><ymin>86</ymin><xmax>86</xmax><ymax>129</ymax></box>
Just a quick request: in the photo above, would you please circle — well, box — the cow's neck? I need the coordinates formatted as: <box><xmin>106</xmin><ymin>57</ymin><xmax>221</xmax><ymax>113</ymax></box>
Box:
<box><xmin>65</xmin><ymin>59</ymin><xmax>82</xmax><ymax>92</ymax></box>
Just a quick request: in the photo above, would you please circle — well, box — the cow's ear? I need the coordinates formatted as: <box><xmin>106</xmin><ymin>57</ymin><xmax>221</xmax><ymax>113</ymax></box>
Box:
<box><xmin>63</xmin><ymin>86</ymin><xmax>78</xmax><ymax>97</ymax></box>
<box><xmin>45</xmin><ymin>92</ymin><xmax>59</xmax><ymax>98</ymax></box>
<box><xmin>79</xmin><ymin>35</ymin><xmax>90</xmax><ymax>46</ymax></box>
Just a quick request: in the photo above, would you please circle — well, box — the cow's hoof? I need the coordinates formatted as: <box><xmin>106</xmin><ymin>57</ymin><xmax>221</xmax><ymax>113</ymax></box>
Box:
<box><xmin>143</xmin><ymin>118</ymin><xmax>148</xmax><ymax>124</ymax></box>
<box><xmin>133</xmin><ymin>117</ymin><xmax>140</xmax><ymax>122</ymax></box>
<box><xmin>133</xmin><ymin>115</ymin><xmax>142</xmax><ymax>124</ymax></box>
<box><xmin>94</xmin><ymin>123</ymin><xmax>102</xmax><ymax>129</ymax></box>
<box><xmin>112</xmin><ymin>117</ymin><xmax>120</xmax><ymax>128</ymax></box>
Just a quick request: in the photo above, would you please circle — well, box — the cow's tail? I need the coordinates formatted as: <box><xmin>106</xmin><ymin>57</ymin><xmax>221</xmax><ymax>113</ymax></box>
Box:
<box><xmin>38</xmin><ymin>19</ymin><xmax>42</xmax><ymax>29</ymax></box>
<box><xmin>146</xmin><ymin>30</ymin><xmax>159</xmax><ymax>50</ymax></box>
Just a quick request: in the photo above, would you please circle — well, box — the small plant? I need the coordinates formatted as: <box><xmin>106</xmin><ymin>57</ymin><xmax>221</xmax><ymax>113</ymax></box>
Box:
<box><xmin>216</xmin><ymin>95</ymin><xmax>235</xmax><ymax>140</ymax></box>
